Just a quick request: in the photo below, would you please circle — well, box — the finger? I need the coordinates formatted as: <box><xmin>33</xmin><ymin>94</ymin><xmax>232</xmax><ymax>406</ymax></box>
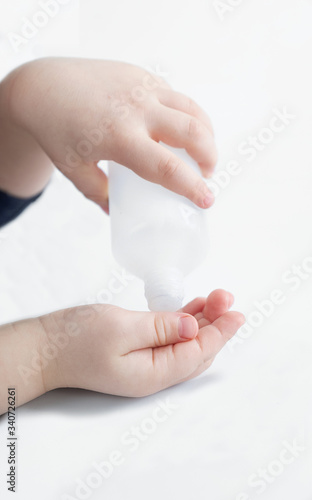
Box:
<box><xmin>181</xmin><ymin>291</ymin><xmax>234</xmax><ymax>329</ymax></box>
<box><xmin>125</xmin><ymin>310</ymin><xmax>244</xmax><ymax>396</ymax></box>
<box><xmin>156</xmin><ymin>88</ymin><xmax>215</xmax><ymax>137</ymax></box>
<box><xmin>202</xmin><ymin>289</ymin><xmax>234</xmax><ymax>323</ymax></box>
<box><xmin>116</xmin><ymin>135</ymin><xmax>214</xmax><ymax>209</ymax></box>
<box><xmin>148</xmin><ymin>105</ymin><xmax>217</xmax><ymax>176</ymax></box>
<box><xmin>179</xmin><ymin>297</ymin><xmax>206</xmax><ymax>316</ymax></box>
<box><xmin>197</xmin><ymin>311</ymin><xmax>245</xmax><ymax>359</ymax></box>
<box><xmin>56</xmin><ymin>160</ymin><xmax>109</xmax><ymax>213</ymax></box>
<box><xmin>178</xmin><ymin>310</ymin><xmax>243</xmax><ymax>383</ymax></box>
<box><xmin>122</xmin><ymin>310</ymin><xmax>199</xmax><ymax>352</ymax></box>
<box><xmin>142</xmin><ymin>311</ymin><xmax>245</xmax><ymax>392</ymax></box>
<box><xmin>177</xmin><ymin>357</ymin><xmax>215</xmax><ymax>385</ymax></box>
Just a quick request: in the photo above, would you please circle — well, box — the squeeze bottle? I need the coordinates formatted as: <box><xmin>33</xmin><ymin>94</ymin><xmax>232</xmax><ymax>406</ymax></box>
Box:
<box><xmin>108</xmin><ymin>146</ymin><xmax>209</xmax><ymax>311</ymax></box>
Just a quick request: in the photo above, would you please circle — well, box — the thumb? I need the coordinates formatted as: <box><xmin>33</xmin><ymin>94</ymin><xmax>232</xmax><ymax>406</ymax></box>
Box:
<box><xmin>125</xmin><ymin>310</ymin><xmax>199</xmax><ymax>351</ymax></box>
<box><xmin>56</xmin><ymin>160</ymin><xmax>109</xmax><ymax>213</ymax></box>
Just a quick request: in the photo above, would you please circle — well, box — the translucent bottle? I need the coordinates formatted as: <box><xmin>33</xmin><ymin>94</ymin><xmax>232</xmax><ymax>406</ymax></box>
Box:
<box><xmin>108</xmin><ymin>146</ymin><xmax>209</xmax><ymax>311</ymax></box>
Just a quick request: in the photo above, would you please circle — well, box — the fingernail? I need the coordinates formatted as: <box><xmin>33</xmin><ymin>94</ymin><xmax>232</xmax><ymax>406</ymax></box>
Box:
<box><xmin>178</xmin><ymin>316</ymin><xmax>197</xmax><ymax>339</ymax></box>
<box><xmin>201</xmin><ymin>191</ymin><xmax>214</xmax><ymax>208</ymax></box>
<box><xmin>202</xmin><ymin>171</ymin><xmax>213</xmax><ymax>179</ymax></box>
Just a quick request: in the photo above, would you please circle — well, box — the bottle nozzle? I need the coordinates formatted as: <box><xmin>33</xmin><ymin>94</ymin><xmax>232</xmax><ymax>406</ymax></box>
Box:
<box><xmin>144</xmin><ymin>268</ymin><xmax>184</xmax><ymax>311</ymax></box>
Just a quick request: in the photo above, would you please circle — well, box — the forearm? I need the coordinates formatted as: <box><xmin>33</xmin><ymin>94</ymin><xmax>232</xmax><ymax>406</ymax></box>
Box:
<box><xmin>0</xmin><ymin>315</ymin><xmax>59</xmax><ymax>415</ymax></box>
<box><xmin>0</xmin><ymin>66</ymin><xmax>54</xmax><ymax>197</ymax></box>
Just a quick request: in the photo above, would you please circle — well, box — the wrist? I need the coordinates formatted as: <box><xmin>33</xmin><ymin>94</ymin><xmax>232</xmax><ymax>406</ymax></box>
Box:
<box><xmin>1</xmin><ymin>60</ymin><xmax>50</xmax><ymax>136</ymax></box>
<box><xmin>36</xmin><ymin>311</ymin><xmax>67</xmax><ymax>393</ymax></box>
<box><xmin>0</xmin><ymin>65</ymin><xmax>24</xmax><ymax>128</ymax></box>
<box><xmin>0</xmin><ymin>60</ymin><xmax>55</xmax><ymax>197</ymax></box>
<box><xmin>0</xmin><ymin>315</ymin><xmax>59</xmax><ymax>413</ymax></box>
<box><xmin>1</xmin><ymin>62</ymin><xmax>34</xmax><ymax>131</ymax></box>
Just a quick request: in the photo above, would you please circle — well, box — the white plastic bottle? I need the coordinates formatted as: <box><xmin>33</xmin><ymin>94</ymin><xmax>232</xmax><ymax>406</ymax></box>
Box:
<box><xmin>108</xmin><ymin>146</ymin><xmax>209</xmax><ymax>311</ymax></box>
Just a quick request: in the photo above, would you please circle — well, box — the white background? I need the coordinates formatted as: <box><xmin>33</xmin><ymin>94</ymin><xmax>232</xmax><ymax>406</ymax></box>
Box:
<box><xmin>0</xmin><ymin>0</ymin><xmax>312</xmax><ymax>499</ymax></box>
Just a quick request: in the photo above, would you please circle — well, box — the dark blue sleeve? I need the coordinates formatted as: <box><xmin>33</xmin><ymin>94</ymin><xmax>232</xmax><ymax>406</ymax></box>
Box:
<box><xmin>0</xmin><ymin>189</ymin><xmax>43</xmax><ymax>228</ymax></box>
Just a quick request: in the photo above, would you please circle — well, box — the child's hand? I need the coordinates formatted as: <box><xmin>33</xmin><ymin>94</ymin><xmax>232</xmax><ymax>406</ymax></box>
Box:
<box><xmin>7</xmin><ymin>58</ymin><xmax>217</xmax><ymax>210</ymax></box>
<box><xmin>41</xmin><ymin>290</ymin><xmax>244</xmax><ymax>397</ymax></box>
<box><xmin>0</xmin><ymin>289</ymin><xmax>244</xmax><ymax>413</ymax></box>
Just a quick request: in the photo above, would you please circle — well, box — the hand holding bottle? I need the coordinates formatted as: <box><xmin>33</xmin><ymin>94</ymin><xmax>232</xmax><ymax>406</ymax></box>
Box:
<box><xmin>1</xmin><ymin>58</ymin><xmax>217</xmax><ymax>209</ymax></box>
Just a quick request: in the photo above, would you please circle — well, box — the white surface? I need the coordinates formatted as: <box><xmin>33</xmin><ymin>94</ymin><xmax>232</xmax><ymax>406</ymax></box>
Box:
<box><xmin>0</xmin><ymin>1</ymin><xmax>312</xmax><ymax>499</ymax></box>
